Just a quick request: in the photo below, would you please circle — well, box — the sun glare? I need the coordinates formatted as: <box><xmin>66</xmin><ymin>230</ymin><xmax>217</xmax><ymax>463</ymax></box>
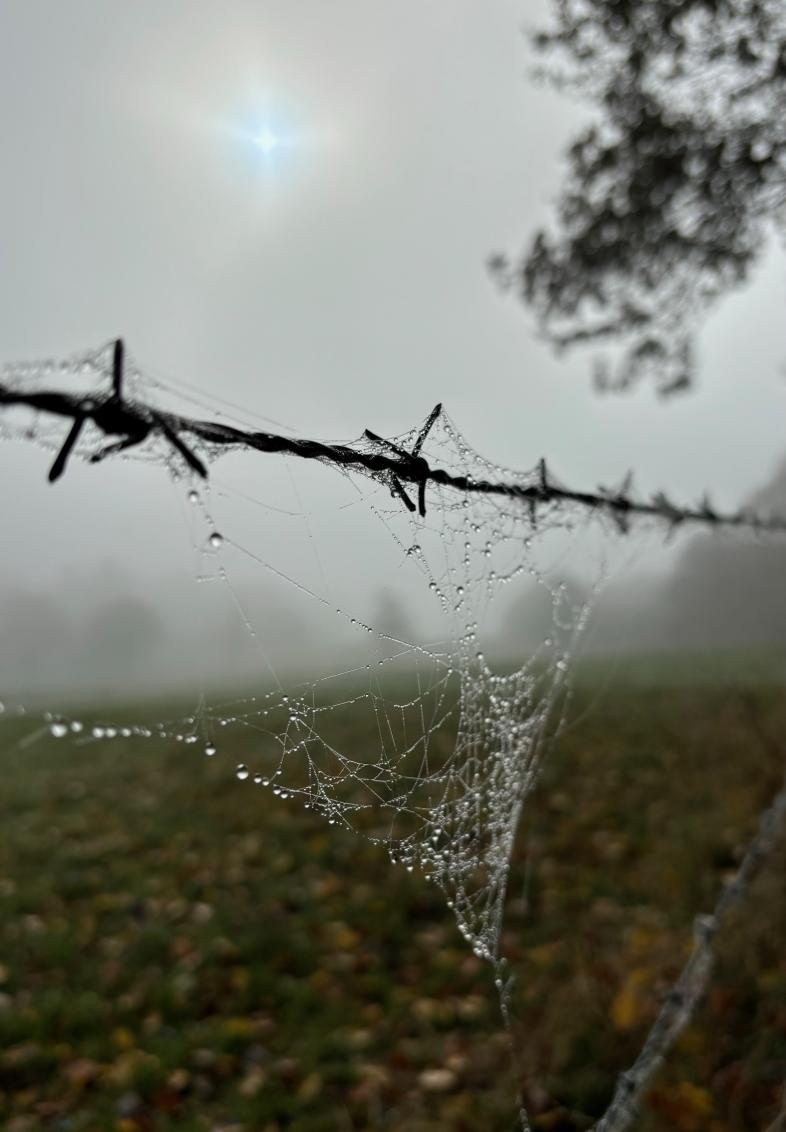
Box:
<box><xmin>222</xmin><ymin>103</ymin><xmax>326</xmax><ymax>189</ymax></box>
<box><xmin>254</xmin><ymin>126</ymin><xmax>281</xmax><ymax>155</ymax></box>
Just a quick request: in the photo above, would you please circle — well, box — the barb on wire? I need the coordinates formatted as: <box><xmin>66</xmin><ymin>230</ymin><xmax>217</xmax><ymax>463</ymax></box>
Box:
<box><xmin>1</xmin><ymin>339</ymin><xmax>207</xmax><ymax>483</ymax></box>
<box><xmin>364</xmin><ymin>401</ymin><xmax>441</xmax><ymax>517</ymax></box>
<box><xmin>2</xmin><ymin>339</ymin><xmax>786</xmax><ymax>536</ymax></box>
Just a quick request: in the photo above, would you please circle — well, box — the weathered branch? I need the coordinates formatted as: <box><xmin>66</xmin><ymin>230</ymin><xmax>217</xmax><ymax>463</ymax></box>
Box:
<box><xmin>593</xmin><ymin>762</ymin><xmax>786</xmax><ymax>1132</ymax></box>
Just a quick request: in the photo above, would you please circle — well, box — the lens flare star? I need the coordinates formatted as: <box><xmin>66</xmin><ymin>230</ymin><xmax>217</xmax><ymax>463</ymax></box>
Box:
<box><xmin>254</xmin><ymin>126</ymin><xmax>281</xmax><ymax>156</ymax></box>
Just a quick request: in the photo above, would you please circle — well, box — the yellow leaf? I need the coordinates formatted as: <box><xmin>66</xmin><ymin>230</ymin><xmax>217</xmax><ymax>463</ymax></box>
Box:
<box><xmin>111</xmin><ymin>1027</ymin><xmax>135</xmax><ymax>1050</ymax></box>
<box><xmin>628</xmin><ymin>926</ymin><xmax>658</xmax><ymax>955</ymax></box>
<box><xmin>527</xmin><ymin>943</ymin><xmax>558</xmax><ymax>968</ymax></box>
<box><xmin>298</xmin><ymin>1071</ymin><xmax>323</xmax><ymax>1101</ymax></box>
<box><xmin>674</xmin><ymin>1082</ymin><xmax>713</xmax><ymax>1118</ymax></box>
<box><xmin>229</xmin><ymin>966</ymin><xmax>250</xmax><ymax>991</ymax></box>
<box><xmin>224</xmin><ymin>1015</ymin><xmax>254</xmax><ymax>1037</ymax></box>
<box><xmin>611</xmin><ymin>967</ymin><xmax>651</xmax><ymax>1032</ymax></box>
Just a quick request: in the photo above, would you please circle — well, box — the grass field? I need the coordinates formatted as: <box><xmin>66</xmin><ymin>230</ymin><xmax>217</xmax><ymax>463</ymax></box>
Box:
<box><xmin>0</xmin><ymin>662</ymin><xmax>785</xmax><ymax>1131</ymax></box>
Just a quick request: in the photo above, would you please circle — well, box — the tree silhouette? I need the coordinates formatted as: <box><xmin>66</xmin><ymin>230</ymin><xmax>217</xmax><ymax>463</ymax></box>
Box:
<box><xmin>494</xmin><ymin>0</ymin><xmax>786</xmax><ymax>394</ymax></box>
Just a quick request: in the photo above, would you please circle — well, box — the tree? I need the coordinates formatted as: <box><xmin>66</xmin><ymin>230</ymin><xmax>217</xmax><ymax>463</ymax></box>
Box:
<box><xmin>493</xmin><ymin>0</ymin><xmax>786</xmax><ymax>394</ymax></box>
<box><xmin>372</xmin><ymin>588</ymin><xmax>419</xmax><ymax>646</ymax></box>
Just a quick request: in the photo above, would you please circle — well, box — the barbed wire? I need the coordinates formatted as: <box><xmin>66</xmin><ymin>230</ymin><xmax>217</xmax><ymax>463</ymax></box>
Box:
<box><xmin>4</xmin><ymin>337</ymin><xmax>786</xmax><ymax>1128</ymax></box>
<box><xmin>1</xmin><ymin>339</ymin><xmax>786</xmax><ymax>537</ymax></box>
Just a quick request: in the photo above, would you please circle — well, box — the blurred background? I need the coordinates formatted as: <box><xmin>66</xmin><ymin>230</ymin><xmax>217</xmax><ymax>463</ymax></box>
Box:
<box><xmin>1</xmin><ymin>0</ymin><xmax>786</xmax><ymax>703</ymax></box>
<box><xmin>2</xmin><ymin>4</ymin><xmax>786</xmax><ymax>1132</ymax></box>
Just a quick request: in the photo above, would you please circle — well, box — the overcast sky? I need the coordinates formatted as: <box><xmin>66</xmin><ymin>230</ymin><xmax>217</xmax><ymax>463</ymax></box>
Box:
<box><xmin>1</xmin><ymin>0</ymin><xmax>785</xmax><ymax>695</ymax></box>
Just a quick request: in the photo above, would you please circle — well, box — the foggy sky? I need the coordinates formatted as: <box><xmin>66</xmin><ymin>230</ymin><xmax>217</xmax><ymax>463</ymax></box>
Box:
<box><xmin>2</xmin><ymin>1</ymin><xmax>786</xmax><ymax>699</ymax></box>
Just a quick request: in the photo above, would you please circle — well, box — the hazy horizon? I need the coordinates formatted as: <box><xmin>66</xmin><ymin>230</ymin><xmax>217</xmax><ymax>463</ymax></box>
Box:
<box><xmin>2</xmin><ymin>0</ymin><xmax>786</xmax><ymax>702</ymax></box>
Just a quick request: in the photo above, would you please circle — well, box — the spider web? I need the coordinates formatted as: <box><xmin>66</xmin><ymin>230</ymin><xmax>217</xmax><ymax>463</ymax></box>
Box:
<box><xmin>6</xmin><ymin>342</ymin><xmax>786</xmax><ymax>1132</ymax></box>
<box><xmin>0</xmin><ymin>341</ymin><xmax>601</xmax><ymax>975</ymax></box>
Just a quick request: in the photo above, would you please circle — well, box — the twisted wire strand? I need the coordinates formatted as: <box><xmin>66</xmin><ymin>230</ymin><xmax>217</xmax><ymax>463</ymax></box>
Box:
<box><xmin>1</xmin><ymin>339</ymin><xmax>785</xmax><ymax>537</ymax></box>
<box><xmin>4</xmin><ymin>340</ymin><xmax>786</xmax><ymax>1128</ymax></box>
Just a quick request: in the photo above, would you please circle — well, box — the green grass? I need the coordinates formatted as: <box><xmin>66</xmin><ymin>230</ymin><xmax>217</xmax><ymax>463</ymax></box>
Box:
<box><xmin>0</xmin><ymin>668</ymin><xmax>785</xmax><ymax>1131</ymax></box>
<box><xmin>570</xmin><ymin>645</ymin><xmax>786</xmax><ymax>689</ymax></box>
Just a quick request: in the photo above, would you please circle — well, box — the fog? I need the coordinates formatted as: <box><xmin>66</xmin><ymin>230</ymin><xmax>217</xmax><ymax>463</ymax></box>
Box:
<box><xmin>2</xmin><ymin>1</ymin><xmax>786</xmax><ymax>704</ymax></box>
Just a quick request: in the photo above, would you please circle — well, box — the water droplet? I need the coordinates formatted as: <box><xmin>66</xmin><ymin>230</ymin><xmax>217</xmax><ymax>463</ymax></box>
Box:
<box><xmin>70</xmin><ymin>721</ymin><xmax>83</xmax><ymax>733</ymax></box>
<box><xmin>209</xmin><ymin>531</ymin><xmax>223</xmax><ymax>549</ymax></box>
<box><xmin>50</xmin><ymin>722</ymin><xmax>68</xmax><ymax>739</ymax></box>
<box><xmin>188</xmin><ymin>490</ymin><xmax>199</xmax><ymax>504</ymax></box>
<box><xmin>205</xmin><ymin>745</ymin><xmax>216</xmax><ymax>757</ymax></box>
<box><xmin>253</xmin><ymin>773</ymin><xmax>263</xmax><ymax>784</ymax></box>
<box><xmin>235</xmin><ymin>763</ymin><xmax>249</xmax><ymax>781</ymax></box>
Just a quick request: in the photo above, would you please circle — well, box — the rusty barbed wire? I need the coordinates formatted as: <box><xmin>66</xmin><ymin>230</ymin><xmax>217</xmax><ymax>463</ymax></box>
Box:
<box><xmin>1</xmin><ymin>338</ymin><xmax>786</xmax><ymax>537</ymax></box>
